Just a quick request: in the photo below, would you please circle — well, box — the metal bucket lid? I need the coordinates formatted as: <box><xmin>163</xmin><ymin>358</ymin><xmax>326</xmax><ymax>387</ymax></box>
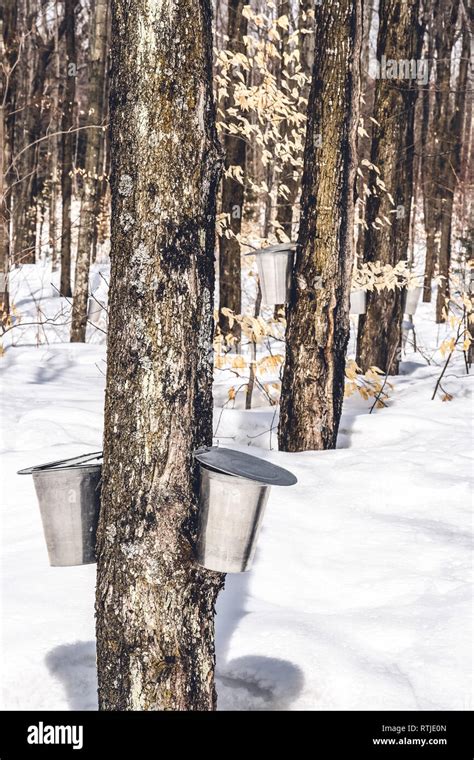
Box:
<box><xmin>17</xmin><ymin>451</ymin><xmax>103</xmax><ymax>475</ymax></box>
<box><xmin>245</xmin><ymin>242</ymin><xmax>296</xmax><ymax>257</ymax></box>
<box><xmin>194</xmin><ymin>447</ymin><xmax>297</xmax><ymax>486</ymax></box>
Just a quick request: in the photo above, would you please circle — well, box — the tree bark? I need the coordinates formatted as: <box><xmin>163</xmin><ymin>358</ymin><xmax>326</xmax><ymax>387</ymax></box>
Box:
<box><xmin>435</xmin><ymin>11</ymin><xmax>468</xmax><ymax>322</ymax></box>
<box><xmin>70</xmin><ymin>0</ymin><xmax>109</xmax><ymax>342</ymax></box>
<box><xmin>421</xmin><ymin>0</ymin><xmax>437</xmax><ymax>302</ymax></box>
<box><xmin>59</xmin><ymin>0</ymin><xmax>78</xmax><ymax>297</ymax></box>
<box><xmin>0</xmin><ymin>106</ymin><xmax>8</xmax><ymax>322</ymax></box>
<box><xmin>95</xmin><ymin>0</ymin><xmax>224</xmax><ymax>711</ymax></box>
<box><xmin>356</xmin><ymin>0</ymin><xmax>421</xmax><ymax>374</ymax></box>
<box><xmin>278</xmin><ymin>0</ymin><xmax>362</xmax><ymax>452</ymax></box>
<box><xmin>217</xmin><ymin>0</ymin><xmax>247</xmax><ymax>345</ymax></box>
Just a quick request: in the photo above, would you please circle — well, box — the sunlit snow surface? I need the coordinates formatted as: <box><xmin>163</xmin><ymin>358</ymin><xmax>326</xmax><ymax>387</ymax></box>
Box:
<box><xmin>0</xmin><ymin>263</ymin><xmax>472</xmax><ymax>710</ymax></box>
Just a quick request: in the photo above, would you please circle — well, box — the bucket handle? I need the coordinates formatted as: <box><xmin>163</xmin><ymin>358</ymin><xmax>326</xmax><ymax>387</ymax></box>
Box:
<box><xmin>18</xmin><ymin>451</ymin><xmax>103</xmax><ymax>475</ymax></box>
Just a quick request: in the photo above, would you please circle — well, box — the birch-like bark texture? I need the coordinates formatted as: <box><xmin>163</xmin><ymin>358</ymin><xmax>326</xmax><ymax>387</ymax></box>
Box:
<box><xmin>96</xmin><ymin>0</ymin><xmax>224</xmax><ymax>710</ymax></box>
<box><xmin>278</xmin><ymin>0</ymin><xmax>362</xmax><ymax>452</ymax></box>
<box><xmin>356</xmin><ymin>0</ymin><xmax>421</xmax><ymax>373</ymax></box>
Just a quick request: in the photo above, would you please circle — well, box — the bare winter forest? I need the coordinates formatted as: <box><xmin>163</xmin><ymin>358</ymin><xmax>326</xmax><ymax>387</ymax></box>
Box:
<box><xmin>0</xmin><ymin>0</ymin><xmax>473</xmax><ymax>715</ymax></box>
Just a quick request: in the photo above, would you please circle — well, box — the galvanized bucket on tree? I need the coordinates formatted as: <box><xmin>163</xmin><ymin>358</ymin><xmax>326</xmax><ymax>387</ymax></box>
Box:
<box><xmin>401</xmin><ymin>317</ymin><xmax>414</xmax><ymax>351</ymax></box>
<box><xmin>194</xmin><ymin>447</ymin><xmax>297</xmax><ymax>573</ymax></box>
<box><xmin>252</xmin><ymin>243</ymin><xmax>296</xmax><ymax>306</ymax></box>
<box><xmin>87</xmin><ymin>297</ymin><xmax>106</xmax><ymax>328</ymax></box>
<box><xmin>402</xmin><ymin>286</ymin><xmax>422</xmax><ymax>315</ymax></box>
<box><xmin>350</xmin><ymin>289</ymin><xmax>366</xmax><ymax>315</ymax></box>
<box><xmin>18</xmin><ymin>452</ymin><xmax>102</xmax><ymax>567</ymax></box>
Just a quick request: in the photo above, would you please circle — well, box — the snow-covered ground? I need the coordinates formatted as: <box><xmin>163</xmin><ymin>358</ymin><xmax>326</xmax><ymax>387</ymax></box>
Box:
<box><xmin>0</xmin><ymin>263</ymin><xmax>472</xmax><ymax>710</ymax></box>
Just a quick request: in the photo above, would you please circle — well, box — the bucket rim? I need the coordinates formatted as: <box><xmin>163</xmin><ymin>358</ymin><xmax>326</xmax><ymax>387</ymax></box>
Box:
<box><xmin>18</xmin><ymin>450</ymin><xmax>103</xmax><ymax>475</ymax></box>
<box><xmin>244</xmin><ymin>243</ymin><xmax>296</xmax><ymax>257</ymax></box>
<box><xmin>31</xmin><ymin>462</ymin><xmax>103</xmax><ymax>475</ymax></box>
<box><xmin>199</xmin><ymin>463</ymin><xmax>269</xmax><ymax>487</ymax></box>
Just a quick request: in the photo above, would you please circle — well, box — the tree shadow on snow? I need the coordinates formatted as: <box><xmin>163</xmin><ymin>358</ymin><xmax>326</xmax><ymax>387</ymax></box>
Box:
<box><xmin>215</xmin><ymin>559</ymin><xmax>304</xmax><ymax>710</ymax></box>
<box><xmin>46</xmin><ymin>558</ymin><xmax>303</xmax><ymax>711</ymax></box>
<box><xmin>45</xmin><ymin>641</ymin><xmax>97</xmax><ymax>710</ymax></box>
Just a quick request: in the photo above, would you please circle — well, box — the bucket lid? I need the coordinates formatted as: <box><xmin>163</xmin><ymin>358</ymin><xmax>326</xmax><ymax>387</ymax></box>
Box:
<box><xmin>244</xmin><ymin>242</ymin><xmax>296</xmax><ymax>257</ymax></box>
<box><xmin>194</xmin><ymin>447</ymin><xmax>297</xmax><ymax>486</ymax></box>
<box><xmin>17</xmin><ymin>451</ymin><xmax>103</xmax><ymax>475</ymax></box>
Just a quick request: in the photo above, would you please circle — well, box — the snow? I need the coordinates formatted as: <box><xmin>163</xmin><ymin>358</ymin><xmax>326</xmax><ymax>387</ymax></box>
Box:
<box><xmin>0</xmin><ymin>263</ymin><xmax>472</xmax><ymax>711</ymax></box>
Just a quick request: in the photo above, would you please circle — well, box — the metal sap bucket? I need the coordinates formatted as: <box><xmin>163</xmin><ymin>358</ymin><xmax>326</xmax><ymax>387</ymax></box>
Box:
<box><xmin>350</xmin><ymin>289</ymin><xmax>366</xmax><ymax>315</ymax></box>
<box><xmin>87</xmin><ymin>297</ymin><xmax>107</xmax><ymax>328</ymax></box>
<box><xmin>402</xmin><ymin>318</ymin><xmax>414</xmax><ymax>351</ymax></box>
<box><xmin>402</xmin><ymin>286</ymin><xmax>422</xmax><ymax>315</ymax></box>
<box><xmin>194</xmin><ymin>447</ymin><xmax>297</xmax><ymax>573</ymax></box>
<box><xmin>251</xmin><ymin>243</ymin><xmax>296</xmax><ymax>306</ymax></box>
<box><xmin>18</xmin><ymin>452</ymin><xmax>102</xmax><ymax>567</ymax></box>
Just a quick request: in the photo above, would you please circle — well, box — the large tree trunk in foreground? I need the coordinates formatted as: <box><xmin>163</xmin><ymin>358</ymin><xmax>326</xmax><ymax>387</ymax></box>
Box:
<box><xmin>278</xmin><ymin>0</ymin><xmax>362</xmax><ymax>452</ymax></box>
<box><xmin>356</xmin><ymin>0</ymin><xmax>421</xmax><ymax>374</ymax></box>
<box><xmin>218</xmin><ymin>0</ymin><xmax>247</xmax><ymax>345</ymax></box>
<box><xmin>96</xmin><ymin>0</ymin><xmax>224</xmax><ymax>711</ymax></box>
<box><xmin>59</xmin><ymin>0</ymin><xmax>78</xmax><ymax>297</ymax></box>
<box><xmin>70</xmin><ymin>0</ymin><xmax>109</xmax><ymax>342</ymax></box>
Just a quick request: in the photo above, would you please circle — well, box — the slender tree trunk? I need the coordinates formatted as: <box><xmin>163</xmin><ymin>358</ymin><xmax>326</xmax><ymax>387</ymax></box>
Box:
<box><xmin>0</xmin><ymin>1</ymin><xmax>17</xmax><ymax>319</ymax></box>
<box><xmin>355</xmin><ymin>0</ymin><xmax>378</xmax><ymax>265</ymax></box>
<box><xmin>96</xmin><ymin>0</ymin><xmax>224</xmax><ymax>711</ymax></box>
<box><xmin>70</xmin><ymin>0</ymin><xmax>109</xmax><ymax>342</ymax></box>
<box><xmin>356</xmin><ymin>0</ymin><xmax>421</xmax><ymax>374</ymax></box>
<box><xmin>421</xmin><ymin>0</ymin><xmax>436</xmax><ymax>301</ymax></box>
<box><xmin>218</xmin><ymin>0</ymin><xmax>247</xmax><ymax>345</ymax></box>
<box><xmin>278</xmin><ymin>0</ymin><xmax>362</xmax><ymax>452</ymax></box>
<box><xmin>298</xmin><ymin>0</ymin><xmax>315</xmax><ymax>97</ymax></box>
<box><xmin>49</xmin><ymin>2</ymin><xmax>61</xmax><ymax>271</ymax></box>
<box><xmin>59</xmin><ymin>0</ymin><xmax>78</xmax><ymax>297</ymax></box>
<box><xmin>435</xmin><ymin>16</ymin><xmax>468</xmax><ymax>322</ymax></box>
<box><xmin>0</xmin><ymin>107</ymin><xmax>9</xmax><ymax>323</ymax></box>
<box><xmin>275</xmin><ymin>0</ymin><xmax>296</xmax><ymax>240</ymax></box>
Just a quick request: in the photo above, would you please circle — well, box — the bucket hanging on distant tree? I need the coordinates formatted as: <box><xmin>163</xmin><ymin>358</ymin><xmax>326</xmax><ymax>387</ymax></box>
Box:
<box><xmin>350</xmin><ymin>289</ymin><xmax>366</xmax><ymax>315</ymax></box>
<box><xmin>402</xmin><ymin>286</ymin><xmax>422</xmax><ymax>315</ymax></box>
<box><xmin>250</xmin><ymin>243</ymin><xmax>296</xmax><ymax>306</ymax></box>
<box><xmin>18</xmin><ymin>452</ymin><xmax>102</xmax><ymax>567</ymax></box>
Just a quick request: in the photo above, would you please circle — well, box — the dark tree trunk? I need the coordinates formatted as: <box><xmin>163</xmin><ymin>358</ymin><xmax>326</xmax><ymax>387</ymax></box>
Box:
<box><xmin>421</xmin><ymin>0</ymin><xmax>437</xmax><ymax>302</ymax></box>
<box><xmin>435</xmin><ymin>13</ymin><xmax>468</xmax><ymax>322</ymax></box>
<box><xmin>278</xmin><ymin>0</ymin><xmax>362</xmax><ymax>452</ymax></box>
<box><xmin>59</xmin><ymin>0</ymin><xmax>78</xmax><ymax>297</ymax></box>
<box><xmin>95</xmin><ymin>0</ymin><xmax>224</xmax><ymax>711</ymax></box>
<box><xmin>70</xmin><ymin>0</ymin><xmax>109</xmax><ymax>342</ymax></box>
<box><xmin>218</xmin><ymin>0</ymin><xmax>247</xmax><ymax>345</ymax></box>
<box><xmin>0</xmin><ymin>105</ymin><xmax>8</xmax><ymax>322</ymax></box>
<box><xmin>0</xmin><ymin>7</ymin><xmax>13</xmax><ymax>321</ymax></box>
<box><xmin>356</xmin><ymin>0</ymin><xmax>421</xmax><ymax>374</ymax></box>
<box><xmin>275</xmin><ymin>0</ymin><xmax>296</xmax><ymax>241</ymax></box>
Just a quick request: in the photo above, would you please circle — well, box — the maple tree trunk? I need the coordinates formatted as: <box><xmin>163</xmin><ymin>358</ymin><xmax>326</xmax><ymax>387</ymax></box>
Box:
<box><xmin>70</xmin><ymin>0</ymin><xmax>109</xmax><ymax>342</ymax></box>
<box><xmin>421</xmin><ymin>0</ymin><xmax>436</xmax><ymax>302</ymax></box>
<box><xmin>435</xmin><ymin>15</ymin><xmax>468</xmax><ymax>322</ymax></box>
<box><xmin>278</xmin><ymin>0</ymin><xmax>362</xmax><ymax>452</ymax></box>
<box><xmin>59</xmin><ymin>0</ymin><xmax>78</xmax><ymax>297</ymax></box>
<box><xmin>95</xmin><ymin>0</ymin><xmax>224</xmax><ymax>710</ymax></box>
<box><xmin>218</xmin><ymin>0</ymin><xmax>247</xmax><ymax>345</ymax></box>
<box><xmin>356</xmin><ymin>0</ymin><xmax>421</xmax><ymax>374</ymax></box>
